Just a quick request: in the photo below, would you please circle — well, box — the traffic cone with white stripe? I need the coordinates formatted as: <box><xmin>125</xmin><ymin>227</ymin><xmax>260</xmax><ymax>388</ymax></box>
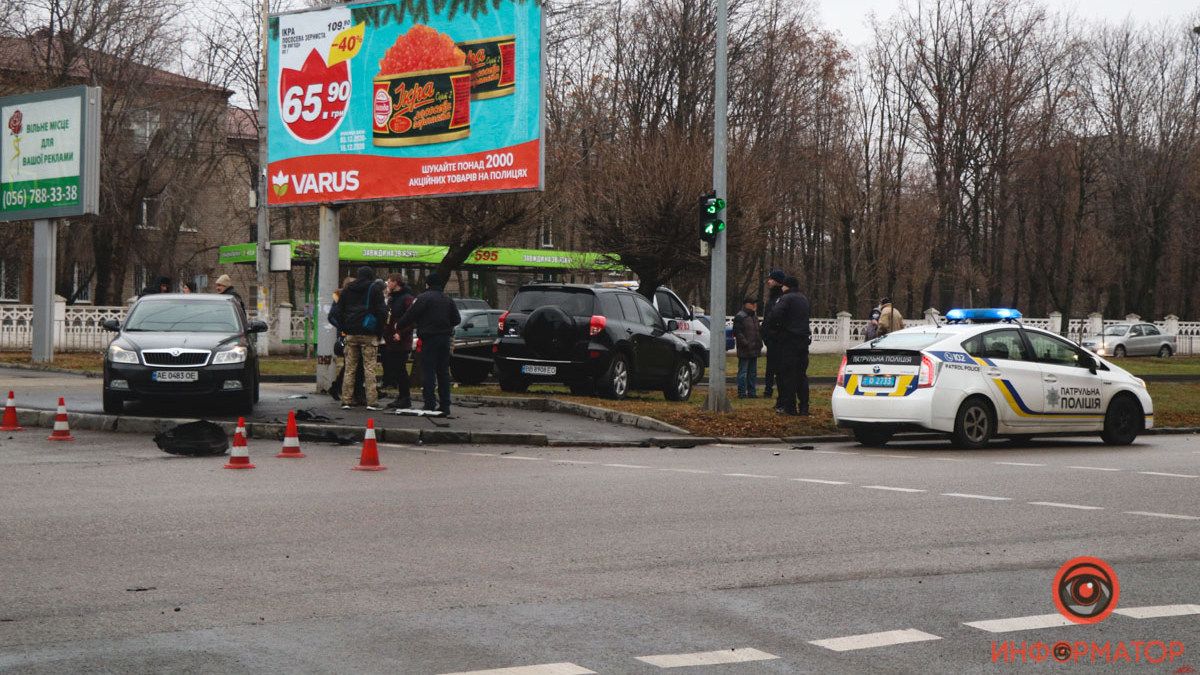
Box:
<box><xmin>46</xmin><ymin>397</ymin><xmax>74</xmax><ymax>441</ymax></box>
<box><xmin>276</xmin><ymin>410</ymin><xmax>305</xmax><ymax>458</ymax></box>
<box><xmin>352</xmin><ymin>418</ymin><xmax>385</xmax><ymax>471</ymax></box>
<box><xmin>1</xmin><ymin>391</ymin><xmax>23</xmax><ymax>431</ymax></box>
<box><xmin>223</xmin><ymin>417</ymin><xmax>255</xmax><ymax>469</ymax></box>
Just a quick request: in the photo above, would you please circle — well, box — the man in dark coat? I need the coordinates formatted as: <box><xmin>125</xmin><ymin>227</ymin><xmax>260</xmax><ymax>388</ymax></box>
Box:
<box><xmin>768</xmin><ymin>276</ymin><xmax>812</xmax><ymax>416</ymax></box>
<box><xmin>214</xmin><ymin>274</ymin><xmax>246</xmax><ymax>313</ymax></box>
<box><xmin>382</xmin><ymin>273</ymin><xmax>415</xmax><ymax>409</ymax></box>
<box><xmin>328</xmin><ymin>266</ymin><xmax>387</xmax><ymax>410</ymax></box>
<box><xmin>396</xmin><ymin>272</ymin><xmax>460</xmax><ymax>415</ymax></box>
<box><xmin>761</xmin><ymin>269</ymin><xmax>786</xmax><ymax>398</ymax></box>
<box><xmin>140</xmin><ymin>275</ymin><xmax>171</xmax><ymax>297</ymax></box>
<box><xmin>733</xmin><ymin>297</ymin><xmax>763</xmax><ymax>398</ymax></box>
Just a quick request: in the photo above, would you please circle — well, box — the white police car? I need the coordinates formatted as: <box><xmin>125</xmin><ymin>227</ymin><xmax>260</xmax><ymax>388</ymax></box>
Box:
<box><xmin>832</xmin><ymin>308</ymin><xmax>1154</xmax><ymax>448</ymax></box>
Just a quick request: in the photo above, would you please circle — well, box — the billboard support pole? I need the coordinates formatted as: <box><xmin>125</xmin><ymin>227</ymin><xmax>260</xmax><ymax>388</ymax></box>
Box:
<box><xmin>705</xmin><ymin>0</ymin><xmax>731</xmax><ymax>413</ymax></box>
<box><xmin>315</xmin><ymin>204</ymin><xmax>341</xmax><ymax>392</ymax></box>
<box><xmin>255</xmin><ymin>0</ymin><xmax>271</xmax><ymax>355</ymax></box>
<box><xmin>32</xmin><ymin>219</ymin><xmax>56</xmax><ymax>363</ymax></box>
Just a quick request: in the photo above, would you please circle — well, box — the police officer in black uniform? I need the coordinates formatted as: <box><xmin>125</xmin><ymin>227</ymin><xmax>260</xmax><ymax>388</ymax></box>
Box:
<box><xmin>768</xmin><ymin>276</ymin><xmax>812</xmax><ymax>416</ymax></box>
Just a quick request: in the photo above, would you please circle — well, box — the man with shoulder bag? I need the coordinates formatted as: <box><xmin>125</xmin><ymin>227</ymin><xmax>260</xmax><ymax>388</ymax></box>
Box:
<box><xmin>328</xmin><ymin>267</ymin><xmax>387</xmax><ymax>410</ymax></box>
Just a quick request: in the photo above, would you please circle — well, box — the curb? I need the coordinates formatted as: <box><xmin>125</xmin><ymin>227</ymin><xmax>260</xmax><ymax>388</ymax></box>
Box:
<box><xmin>456</xmin><ymin>395</ymin><xmax>691</xmax><ymax>436</ymax></box>
<box><xmin>11</xmin><ymin>409</ymin><xmax>549</xmax><ymax>447</ymax></box>
<box><xmin>1</xmin><ymin>362</ymin><xmax>99</xmax><ymax>378</ymax></box>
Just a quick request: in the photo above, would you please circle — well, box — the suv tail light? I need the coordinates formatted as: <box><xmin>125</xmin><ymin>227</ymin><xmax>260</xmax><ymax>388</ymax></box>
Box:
<box><xmin>837</xmin><ymin>355</ymin><xmax>847</xmax><ymax>387</ymax></box>
<box><xmin>498</xmin><ymin>311</ymin><xmax>509</xmax><ymax>334</ymax></box>
<box><xmin>918</xmin><ymin>354</ymin><xmax>938</xmax><ymax>388</ymax></box>
<box><xmin>589</xmin><ymin>315</ymin><xmax>607</xmax><ymax>336</ymax></box>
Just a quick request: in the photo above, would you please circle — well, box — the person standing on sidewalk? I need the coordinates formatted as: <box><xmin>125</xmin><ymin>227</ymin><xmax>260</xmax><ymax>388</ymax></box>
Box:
<box><xmin>396</xmin><ymin>272</ymin><xmax>460</xmax><ymax>415</ymax></box>
<box><xmin>329</xmin><ymin>267</ymin><xmax>387</xmax><ymax>410</ymax></box>
<box><xmin>768</xmin><ymin>276</ymin><xmax>812</xmax><ymax>416</ymax></box>
<box><xmin>382</xmin><ymin>273</ymin><xmax>415</xmax><ymax>409</ymax></box>
<box><xmin>733</xmin><ymin>298</ymin><xmax>763</xmax><ymax>398</ymax></box>
<box><xmin>761</xmin><ymin>269</ymin><xmax>786</xmax><ymax>398</ymax></box>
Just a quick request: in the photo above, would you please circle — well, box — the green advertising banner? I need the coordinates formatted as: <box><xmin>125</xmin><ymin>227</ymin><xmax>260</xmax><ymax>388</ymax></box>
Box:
<box><xmin>218</xmin><ymin>240</ymin><xmax>621</xmax><ymax>270</ymax></box>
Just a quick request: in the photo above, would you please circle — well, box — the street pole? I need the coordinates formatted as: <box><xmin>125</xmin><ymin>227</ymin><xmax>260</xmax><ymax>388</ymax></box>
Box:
<box><xmin>315</xmin><ymin>204</ymin><xmax>341</xmax><ymax>392</ymax></box>
<box><xmin>255</xmin><ymin>0</ymin><xmax>271</xmax><ymax>355</ymax></box>
<box><xmin>705</xmin><ymin>0</ymin><xmax>731</xmax><ymax>412</ymax></box>
<box><xmin>31</xmin><ymin>219</ymin><xmax>55</xmax><ymax>363</ymax></box>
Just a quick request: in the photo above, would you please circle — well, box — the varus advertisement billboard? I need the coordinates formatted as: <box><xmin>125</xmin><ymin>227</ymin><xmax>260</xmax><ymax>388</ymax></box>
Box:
<box><xmin>266</xmin><ymin>0</ymin><xmax>543</xmax><ymax>206</ymax></box>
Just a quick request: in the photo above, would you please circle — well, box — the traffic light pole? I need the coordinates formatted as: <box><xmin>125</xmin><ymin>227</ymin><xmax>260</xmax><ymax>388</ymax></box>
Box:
<box><xmin>705</xmin><ymin>0</ymin><xmax>731</xmax><ymax>413</ymax></box>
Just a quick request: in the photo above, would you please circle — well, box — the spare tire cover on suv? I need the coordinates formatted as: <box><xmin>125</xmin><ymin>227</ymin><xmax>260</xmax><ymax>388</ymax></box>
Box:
<box><xmin>523</xmin><ymin>306</ymin><xmax>578</xmax><ymax>359</ymax></box>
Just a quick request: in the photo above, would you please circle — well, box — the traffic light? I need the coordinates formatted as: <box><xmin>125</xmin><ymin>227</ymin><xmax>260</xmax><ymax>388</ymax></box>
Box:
<box><xmin>700</xmin><ymin>191</ymin><xmax>726</xmax><ymax>244</ymax></box>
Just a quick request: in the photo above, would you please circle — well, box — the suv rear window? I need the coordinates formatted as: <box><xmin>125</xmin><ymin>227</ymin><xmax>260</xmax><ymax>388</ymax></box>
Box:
<box><xmin>510</xmin><ymin>289</ymin><xmax>596</xmax><ymax>317</ymax></box>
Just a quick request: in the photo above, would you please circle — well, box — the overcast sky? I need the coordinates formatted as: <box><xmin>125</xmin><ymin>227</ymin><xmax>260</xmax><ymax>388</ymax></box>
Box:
<box><xmin>818</xmin><ymin>0</ymin><xmax>1200</xmax><ymax>46</ymax></box>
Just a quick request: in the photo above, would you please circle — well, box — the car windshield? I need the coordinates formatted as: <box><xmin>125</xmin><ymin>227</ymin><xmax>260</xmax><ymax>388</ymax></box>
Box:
<box><xmin>510</xmin><ymin>290</ymin><xmax>596</xmax><ymax>317</ymax></box>
<box><xmin>1102</xmin><ymin>325</ymin><xmax>1129</xmax><ymax>336</ymax></box>
<box><xmin>862</xmin><ymin>332</ymin><xmax>945</xmax><ymax>350</ymax></box>
<box><xmin>125</xmin><ymin>300</ymin><xmax>240</xmax><ymax>333</ymax></box>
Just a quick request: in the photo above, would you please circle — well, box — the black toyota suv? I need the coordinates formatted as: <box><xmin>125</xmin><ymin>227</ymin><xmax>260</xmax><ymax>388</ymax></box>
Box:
<box><xmin>493</xmin><ymin>284</ymin><xmax>694</xmax><ymax>401</ymax></box>
<box><xmin>101</xmin><ymin>294</ymin><xmax>267</xmax><ymax>414</ymax></box>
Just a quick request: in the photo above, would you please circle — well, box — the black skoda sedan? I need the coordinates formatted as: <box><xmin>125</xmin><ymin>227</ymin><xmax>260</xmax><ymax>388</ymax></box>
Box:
<box><xmin>101</xmin><ymin>294</ymin><xmax>266</xmax><ymax>414</ymax></box>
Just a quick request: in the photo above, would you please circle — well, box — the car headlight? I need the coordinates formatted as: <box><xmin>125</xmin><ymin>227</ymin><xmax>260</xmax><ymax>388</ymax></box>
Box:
<box><xmin>108</xmin><ymin>345</ymin><xmax>139</xmax><ymax>364</ymax></box>
<box><xmin>212</xmin><ymin>346</ymin><xmax>247</xmax><ymax>364</ymax></box>
<box><xmin>1134</xmin><ymin>377</ymin><xmax>1147</xmax><ymax>389</ymax></box>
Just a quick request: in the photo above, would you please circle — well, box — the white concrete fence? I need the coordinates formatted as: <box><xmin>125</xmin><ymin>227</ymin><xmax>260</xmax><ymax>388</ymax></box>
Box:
<box><xmin>1</xmin><ymin>300</ymin><xmax>1196</xmax><ymax>356</ymax></box>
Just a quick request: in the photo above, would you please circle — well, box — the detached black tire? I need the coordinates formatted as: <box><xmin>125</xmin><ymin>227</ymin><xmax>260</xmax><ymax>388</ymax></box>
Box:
<box><xmin>853</xmin><ymin>426</ymin><xmax>894</xmax><ymax>447</ymax></box>
<box><xmin>597</xmin><ymin>353</ymin><xmax>630</xmax><ymax>400</ymax></box>
<box><xmin>951</xmin><ymin>396</ymin><xmax>995</xmax><ymax>449</ymax></box>
<box><xmin>102</xmin><ymin>389</ymin><xmax>124</xmax><ymax>414</ymax></box>
<box><xmin>664</xmin><ymin>360</ymin><xmax>694</xmax><ymax>402</ymax></box>
<box><xmin>1101</xmin><ymin>395</ymin><xmax>1142</xmax><ymax>446</ymax></box>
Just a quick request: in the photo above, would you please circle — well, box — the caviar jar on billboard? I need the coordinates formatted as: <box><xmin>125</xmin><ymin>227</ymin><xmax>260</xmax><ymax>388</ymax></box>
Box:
<box><xmin>372</xmin><ymin>25</ymin><xmax>471</xmax><ymax>146</ymax></box>
<box><xmin>457</xmin><ymin>35</ymin><xmax>516</xmax><ymax>99</ymax></box>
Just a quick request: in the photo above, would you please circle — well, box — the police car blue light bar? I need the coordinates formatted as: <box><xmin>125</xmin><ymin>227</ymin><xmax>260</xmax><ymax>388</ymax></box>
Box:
<box><xmin>944</xmin><ymin>308</ymin><xmax>1023</xmax><ymax>323</ymax></box>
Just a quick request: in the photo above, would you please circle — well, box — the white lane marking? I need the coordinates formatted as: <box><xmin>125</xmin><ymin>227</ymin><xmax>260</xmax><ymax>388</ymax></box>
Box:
<box><xmin>635</xmin><ymin>647</ymin><xmax>779</xmax><ymax>668</ymax></box>
<box><xmin>1124</xmin><ymin>511</ymin><xmax>1200</xmax><ymax>521</ymax></box>
<box><xmin>1068</xmin><ymin>466</ymin><xmax>1122</xmax><ymax>472</ymax></box>
<box><xmin>941</xmin><ymin>493</ymin><xmax>1011</xmax><ymax>501</ymax></box>
<box><xmin>438</xmin><ymin>663</ymin><xmax>595</xmax><ymax>675</ymax></box>
<box><xmin>964</xmin><ymin>614</ymin><xmax>1075</xmax><ymax>633</ymax></box>
<box><xmin>876</xmin><ymin>454</ymin><xmax>917</xmax><ymax>459</ymax></box>
<box><xmin>792</xmin><ymin>478</ymin><xmax>849</xmax><ymax>485</ymax></box>
<box><xmin>658</xmin><ymin>468</ymin><xmax>711</xmax><ymax>474</ymax></box>
<box><xmin>1029</xmin><ymin>501</ymin><xmax>1103</xmax><ymax>511</ymax></box>
<box><xmin>814</xmin><ymin>450</ymin><xmax>859</xmax><ymax>455</ymax></box>
<box><xmin>1138</xmin><ymin>471</ymin><xmax>1198</xmax><ymax>478</ymax></box>
<box><xmin>552</xmin><ymin>460</ymin><xmax>596</xmax><ymax>465</ymax></box>
<box><xmin>931</xmin><ymin>457</ymin><xmax>966</xmax><ymax>462</ymax></box>
<box><xmin>462</xmin><ymin>452</ymin><xmax>498</xmax><ymax>457</ymax></box>
<box><xmin>809</xmin><ymin>629</ymin><xmax>941</xmax><ymax>652</ymax></box>
<box><xmin>498</xmin><ymin>455</ymin><xmax>543</xmax><ymax>461</ymax></box>
<box><xmin>723</xmin><ymin>473</ymin><xmax>778</xmax><ymax>479</ymax></box>
<box><xmin>996</xmin><ymin>461</ymin><xmax>1046</xmax><ymax>467</ymax></box>
<box><xmin>862</xmin><ymin>485</ymin><xmax>925</xmax><ymax>493</ymax></box>
<box><xmin>1114</xmin><ymin>604</ymin><xmax>1200</xmax><ymax>619</ymax></box>
<box><xmin>603</xmin><ymin>463</ymin><xmax>651</xmax><ymax>469</ymax></box>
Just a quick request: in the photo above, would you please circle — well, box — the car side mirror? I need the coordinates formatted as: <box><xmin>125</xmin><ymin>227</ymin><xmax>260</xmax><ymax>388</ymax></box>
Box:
<box><xmin>667</xmin><ymin>319</ymin><xmax>679</xmax><ymax>332</ymax></box>
<box><xmin>101</xmin><ymin>319</ymin><xmax>120</xmax><ymax>332</ymax></box>
<box><xmin>463</xmin><ymin>321</ymin><xmax>476</xmax><ymax>329</ymax></box>
<box><xmin>248</xmin><ymin>320</ymin><xmax>268</xmax><ymax>333</ymax></box>
<box><xmin>1079</xmin><ymin>352</ymin><xmax>1097</xmax><ymax>373</ymax></box>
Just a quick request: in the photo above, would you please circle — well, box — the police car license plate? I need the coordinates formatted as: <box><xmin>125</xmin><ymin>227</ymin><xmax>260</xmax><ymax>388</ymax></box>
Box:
<box><xmin>521</xmin><ymin>365</ymin><xmax>556</xmax><ymax>376</ymax></box>
<box><xmin>860</xmin><ymin>375</ymin><xmax>896</xmax><ymax>388</ymax></box>
<box><xmin>152</xmin><ymin>370</ymin><xmax>199</xmax><ymax>382</ymax></box>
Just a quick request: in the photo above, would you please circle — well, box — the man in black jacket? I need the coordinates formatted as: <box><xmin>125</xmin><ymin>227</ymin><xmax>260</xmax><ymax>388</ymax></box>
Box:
<box><xmin>769</xmin><ymin>276</ymin><xmax>812</xmax><ymax>416</ymax></box>
<box><xmin>382</xmin><ymin>273</ymin><xmax>415</xmax><ymax>409</ymax></box>
<box><xmin>396</xmin><ymin>272</ymin><xmax>460</xmax><ymax>415</ymax></box>
<box><xmin>328</xmin><ymin>267</ymin><xmax>387</xmax><ymax>410</ymax></box>
<box><xmin>761</xmin><ymin>269</ymin><xmax>786</xmax><ymax>398</ymax></box>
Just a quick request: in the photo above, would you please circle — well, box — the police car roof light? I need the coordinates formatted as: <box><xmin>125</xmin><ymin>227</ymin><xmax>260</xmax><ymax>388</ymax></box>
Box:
<box><xmin>944</xmin><ymin>308</ymin><xmax>1023</xmax><ymax>324</ymax></box>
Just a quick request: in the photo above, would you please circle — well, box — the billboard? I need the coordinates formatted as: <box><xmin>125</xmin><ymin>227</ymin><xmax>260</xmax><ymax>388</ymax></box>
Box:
<box><xmin>0</xmin><ymin>86</ymin><xmax>101</xmax><ymax>222</ymax></box>
<box><xmin>266</xmin><ymin>0</ymin><xmax>543</xmax><ymax>206</ymax></box>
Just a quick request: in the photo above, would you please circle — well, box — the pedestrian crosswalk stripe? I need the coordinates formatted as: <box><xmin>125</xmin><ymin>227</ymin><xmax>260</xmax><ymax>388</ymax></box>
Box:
<box><xmin>964</xmin><ymin>614</ymin><xmax>1075</xmax><ymax>633</ymax></box>
<box><xmin>635</xmin><ymin>647</ymin><xmax>779</xmax><ymax>668</ymax></box>
<box><xmin>809</xmin><ymin>628</ymin><xmax>941</xmax><ymax>652</ymax></box>
<box><xmin>1114</xmin><ymin>604</ymin><xmax>1200</xmax><ymax>619</ymax></box>
<box><xmin>437</xmin><ymin>663</ymin><xmax>595</xmax><ymax>675</ymax></box>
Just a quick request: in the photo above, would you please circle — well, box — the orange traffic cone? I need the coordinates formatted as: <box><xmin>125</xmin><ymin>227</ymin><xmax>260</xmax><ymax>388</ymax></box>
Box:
<box><xmin>224</xmin><ymin>417</ymin><xmax>256</xmax><ymax>469</ymax></box>
<box><xmin>46</xmin><ymin>397</ymin><xmax>74</xmax><ymax>441</ymax></box>
<box><xmin>1</xmin><ymin>391</ymin><xmax>23</xmax><ymax>431</ymax></box>
<box><xmin>352</xmin><ymin>419</ymin><xmax>386</xmax><ymax>471</ymax></box>
<box><xmin>276</xmin><ymin>410</ymin><xmax>305</xmax><ymax>458</ymax></box>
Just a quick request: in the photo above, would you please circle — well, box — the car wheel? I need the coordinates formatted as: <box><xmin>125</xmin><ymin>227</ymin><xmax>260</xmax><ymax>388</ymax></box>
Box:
<box><xmin>1101</xmin><ymin>394</ymin><xmax>1142</xmax><ymax>446</ymax></box>
<box><xmin>1157</xmin><ymin>345</ymin><xmax>1173</xmax><ymax>358</ymax></box>
<box><xmin>102</xmin><ymin>389</ymin><xmax>124</xmax><ymax>414</ymax></box>
<box><xmin>852</xmin><ymin>426</ymin><xmax>894</xmax><ymax>447</ymax></box>
<box><xmin>568</xmin><ymin>379</ymin><xmax>595</xmax><ymax>396</ymax></box>
<box><xmin>951</xmin><ymin>396</ymin><xmax>995</xmax><ymax>449</ymax></box>
<box><xmin>597</xmin><ymin>353</ymin><xmax>630</xmax><ymax>400</ymax></box>
<box><xmin>664</xmin><ymin>360</ymin><xmax>693</xmax><ymax>401</ymax></box>
<box><xmin>1113</xmin><ymin>345</ymin><xmax>1126</xmax><ymax>358</ymax></box>
<box><xmin>497</xmin><ymin>373</ymin><xmax>529</xmax><ymax>393</ymax></box>
<box><xmin>690</xmin><ymin>352</ymin><xmax>706</xmax><ymax>383</ymax></box>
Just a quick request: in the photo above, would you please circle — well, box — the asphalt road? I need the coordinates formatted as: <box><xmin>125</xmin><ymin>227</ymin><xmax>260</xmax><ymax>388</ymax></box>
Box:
<box><xmin>0</xmin><ymin>367</ymin><xmax>666</xmax><ymax>444</ymax></box>
<box><xmin>1</xmin><ymin>429</ymin><xmax>1196</xmax><ymax>673</ymax></box>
